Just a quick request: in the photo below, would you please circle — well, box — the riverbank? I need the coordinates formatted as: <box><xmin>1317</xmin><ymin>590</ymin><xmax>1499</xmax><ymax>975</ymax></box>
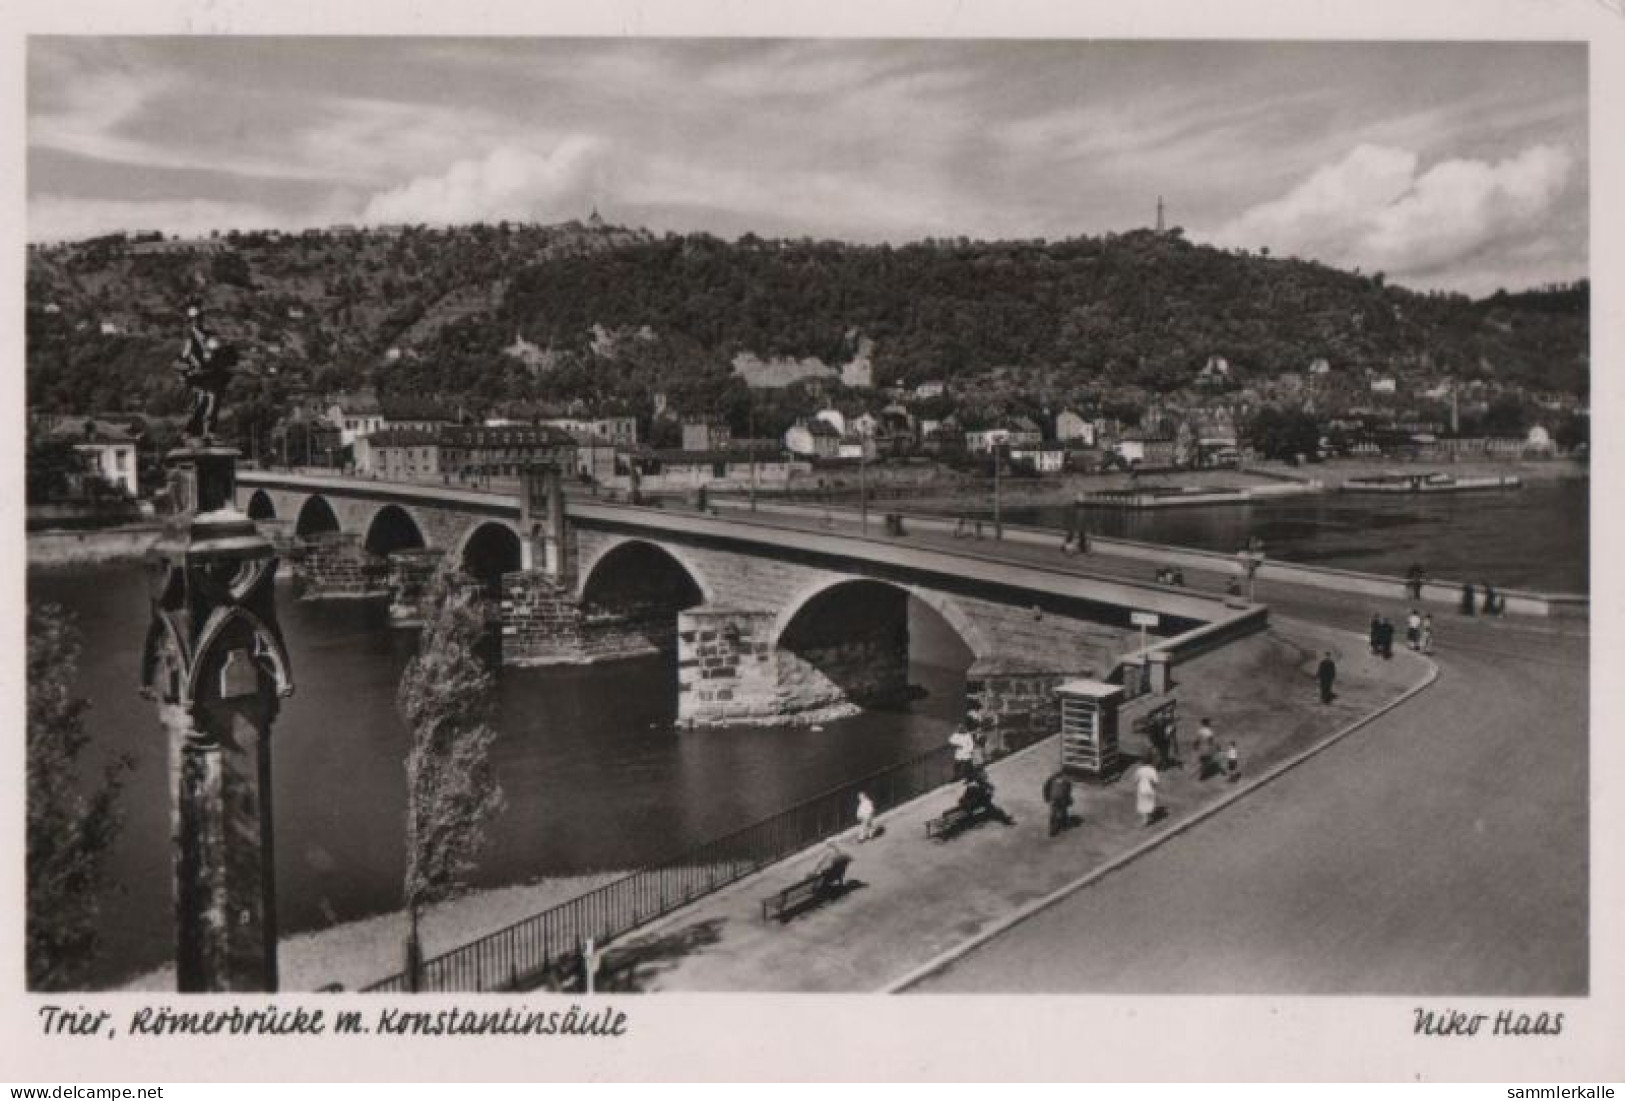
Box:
<box><xmin>27</xmin><ymin>524</ymin><xmax>162</xmax><ymax>566</ymax></box>
<box><xmin>117</xmin><ymin>871</ymin><xmax>624</xmax><ymax>992</ymax></box>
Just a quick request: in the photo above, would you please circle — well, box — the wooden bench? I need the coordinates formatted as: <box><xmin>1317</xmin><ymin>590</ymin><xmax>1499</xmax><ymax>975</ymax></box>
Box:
<box><xmin>761</xmin><ymin>857</ymin><xmax>849</xmax><ymax>922</ymax></box>
<box><xmin>925</xmin><ymin>802</ymin><xmax>994</xmax><ymax>840</ymax></box>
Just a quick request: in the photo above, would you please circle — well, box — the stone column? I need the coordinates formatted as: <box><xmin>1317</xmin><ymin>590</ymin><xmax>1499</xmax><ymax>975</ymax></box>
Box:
<box><xmin>142</xmin><ymin>447</ymin><xmax>293</xmax><ymax>992</ymax></box>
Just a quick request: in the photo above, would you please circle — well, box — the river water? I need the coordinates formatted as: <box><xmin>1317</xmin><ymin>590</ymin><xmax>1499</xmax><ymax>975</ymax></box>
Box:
<box><xmin>30</xmin><ymin>565</ymin><xmax>971</xmax><ymax>989</ymax></box>
<box><xmin>993</xmin><ymin>481</ymin><xmax>1589</xmax><ymax>594</ymax></box>
<box><xmin>30</xmin><ymin>480</ymin><xmax>1587</xmax><ymax>988</ymax></box>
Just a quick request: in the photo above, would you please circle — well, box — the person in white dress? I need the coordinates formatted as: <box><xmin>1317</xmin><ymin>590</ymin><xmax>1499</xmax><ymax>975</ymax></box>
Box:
<box><xmin>1134</xmin><ymin>760</ymin><xmax>1160</xmax><ymax>826</ymax></box>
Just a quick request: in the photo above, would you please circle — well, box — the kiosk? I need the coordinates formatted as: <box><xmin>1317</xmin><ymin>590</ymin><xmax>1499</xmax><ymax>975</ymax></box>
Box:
<box><xmin>1055</xmin><ymin>678</ymin><xmax>1125</xmax><ymax>783</ymax></box>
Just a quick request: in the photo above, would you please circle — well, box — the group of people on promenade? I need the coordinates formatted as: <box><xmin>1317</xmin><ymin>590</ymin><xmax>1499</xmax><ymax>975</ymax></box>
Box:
<box><xmin>851</xmin><ymin>714</ymin><xmax>1249</xmax><ymax>848</ymax></box>
<box><xmin>1368</xmin><ymin>611</ymin><xmax>1435</xmax><ymax>658</ymax></box>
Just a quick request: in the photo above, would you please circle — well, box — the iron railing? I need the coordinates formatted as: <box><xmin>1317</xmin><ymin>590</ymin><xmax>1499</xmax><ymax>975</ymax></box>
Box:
<box><xmin>361</xmin><ymin>727</ymin><xmax>1048</xmax><ymax>993</ymax></box>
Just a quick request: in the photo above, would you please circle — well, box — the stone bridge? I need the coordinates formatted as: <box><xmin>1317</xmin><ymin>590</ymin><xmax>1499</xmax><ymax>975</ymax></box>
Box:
<box><xmin>237</xmin><ymin>470</ymin><xmax>1262</xmax><ymax>736</ymax></box>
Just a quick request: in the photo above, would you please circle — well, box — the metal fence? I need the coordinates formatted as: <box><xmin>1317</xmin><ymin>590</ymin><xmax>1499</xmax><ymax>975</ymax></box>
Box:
<box><xmin>361</xmin><ymin>735</ymin><xmax>1008</xmax><ymax>993</ymax></box>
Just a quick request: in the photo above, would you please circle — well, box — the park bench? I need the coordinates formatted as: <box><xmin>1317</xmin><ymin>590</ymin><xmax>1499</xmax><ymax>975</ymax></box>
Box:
<box><xmin>925</xmin><ymin>801</ymin><xmax>995</xmax><ymax>840</ymax></box>
<box><xmin>760</xmin><ymin>855</ymin><xmax>850</xmax><ymax>922</ymax></box>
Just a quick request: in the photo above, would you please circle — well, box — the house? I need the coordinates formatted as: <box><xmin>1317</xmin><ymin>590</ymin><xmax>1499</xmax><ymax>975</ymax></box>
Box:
<box><xmin>784</xmin><ymin>418</ymin><xmax>842</xmax><ymax>458</ymax></box>
<box><xmin>682</xmin><ymin>420</ymin><xmax>732</xmax><ymax>452</ymax></box>
<box><xmin>51</xmin><ymin>418</ymin><xmax>141</xmax><ymax>497</ymax></box>
<box><xmin>356</xmin><ymin>428</ymin><xmax>442</xmax><ymax>482</ymax></box>
<box><xmin>814</xmin><ymin>409</ymin><xmax>847</xmax><ymax>437</ymax></box>
<box><xmin>1008</xmin><ymin>443</ymin><xmax>1065</xmax><ymax>474</ymax></box>
<box><xmin>380</xmin><ymin>396</ymin><xmax>459</xmax><ymax>433</ymax></box>
<box><xmin>439</xmin><ymin>425</ymin><xmax>578</xmax><ymax>482</ymax></box>
<box><xmin>1054</xmin><ymin>409</ymin><xmax>1095</xmax><ymax>445</ymax></box>
<box><xmin>1197</xmin><ymin>356</ymin><xmax>1232</xmax><ymax>385</ymax></box>
<box><xmin>325</xmin><ymin>388</ymin><xmax>385</xmax><ymax>447</ymax></box>
<box><xmin>1115</xmin><ymin>431</ymin><xmax>1178</xmax><ymax>468</ymax></box>
<box><xmin>850</xmin><ymin>412</ymin><xmax>879</xmax><ymax>439</ymax></box>
<box><xmin>1369</xmin><ymin>376</ymin><xmax>1398</xmax><ymax>395</ymax></box>
<box><xmin>543</xmin><ymin>416</ymin><xmax>640</xmax><ymax>447</ymax></box>
<box><xmin>913</xmin><ymin>379</ymin><xmax>947</xmax><ymax>400</ymax></box>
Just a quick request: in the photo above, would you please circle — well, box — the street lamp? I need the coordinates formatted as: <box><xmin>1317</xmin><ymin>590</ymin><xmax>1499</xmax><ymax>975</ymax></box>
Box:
<box><xmin>859</xmin><ymin>442</ymin><xmax>869</xmax><ymax>535</ymax></box>
<box><xmin>992</xmin><ymin>440</ymin><xmax>1005</xmax><ymax>540</ymax></box>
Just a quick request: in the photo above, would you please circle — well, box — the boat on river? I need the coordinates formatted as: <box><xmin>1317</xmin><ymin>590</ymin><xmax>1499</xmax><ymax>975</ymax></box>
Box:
<box><xmin>1339</xmin><ymin>472</ymin><xmax>1522</xmax><ymax>494</ymax></box>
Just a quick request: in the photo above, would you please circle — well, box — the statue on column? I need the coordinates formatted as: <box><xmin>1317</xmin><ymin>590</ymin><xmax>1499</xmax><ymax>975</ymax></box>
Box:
<box><xmin>174</xmin><ymin>303</ymin><xmax>238</xmax><ymax>443</ymax></box>
<box><xmin>143</xmin><ymin>318</ymin><xmax>293</xmax><ymax>991</ymax></box>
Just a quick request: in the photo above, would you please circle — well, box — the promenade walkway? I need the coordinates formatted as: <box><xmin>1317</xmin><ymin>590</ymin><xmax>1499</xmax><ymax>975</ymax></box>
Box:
<box><xmin>589</xmin><ymin>617</ymin><xmax>1429</xmax><ymax>992</ymax></box>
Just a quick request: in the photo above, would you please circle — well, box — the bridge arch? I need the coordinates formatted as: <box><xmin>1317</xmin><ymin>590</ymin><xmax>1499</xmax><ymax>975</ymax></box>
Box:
<box><xmin>577</xmin><ymin>538</ymin><xmax>715</xmax><ymax>608</ymax></box>
<box><xmin>456</xmin><ymin>521</ymin><xmax>524</xmax><ymax>592</ymax></box>
<box><xmin>246</xmin><ymin>489</ymin><xmax>277</xmax><ymax>521</ymax></box>
<box><xmin>363</xmin><ymin>504</ymin><xmax>428</xmax><ymax>558</ymax></box>
<box><xmin>771</xmin><ymin>577</ymin><xmax>982</xmax><ymax>716</ymax></box>
<box><xmin>294</xmin><ymin>495</ymin><xmax>341</xmax><ymax>539</ymax></box>
<box><xmin>771</xmin><ymin>576</ymin><xmax>989</xmax><ymax>662</ymax></box>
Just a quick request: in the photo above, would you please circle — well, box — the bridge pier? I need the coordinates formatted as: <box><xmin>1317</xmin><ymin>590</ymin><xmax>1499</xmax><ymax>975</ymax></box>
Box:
<box><xmin>290</xmin><ymin>532</ymin><xmax>387</xmax><ymax>599</ymax></box>
<box><xmin>500</xmin><ymin>568</ymin><xmax>680</xmax><ymax>666</ymax></box>
<box><xmin>677</xmin><ymin>606</ymin><xmax>779</xmax><ymax>725</ymax></box>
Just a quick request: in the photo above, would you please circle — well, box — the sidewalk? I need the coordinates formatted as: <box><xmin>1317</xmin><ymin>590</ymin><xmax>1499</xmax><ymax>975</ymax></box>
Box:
<box><xmin>592</xmin><ymin>618</ymin><xmax>1432</xmax><ymax>992</ymax></box>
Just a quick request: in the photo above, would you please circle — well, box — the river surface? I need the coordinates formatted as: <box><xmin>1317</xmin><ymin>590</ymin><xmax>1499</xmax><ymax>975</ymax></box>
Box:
<box><xmin>989</xmin><ymin>481</ymin><xmax>1588</xmax><ymax>593</ymax></box>
<box><xmin>30</xmin><ymin>564</ymin><xmax>971</xmax><ymax>989</ymax></box>
<box><xmin>30</xmin><ymin>482</ymin><xmax>1587</xmax><ymax>987</ymax></box>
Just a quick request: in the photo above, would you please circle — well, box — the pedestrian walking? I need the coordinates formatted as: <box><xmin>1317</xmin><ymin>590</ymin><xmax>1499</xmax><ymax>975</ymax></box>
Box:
<box><xmin>1133</xmin><ymin>759</ymin><xmax>1161</xmax><ymax>827</ymax></box>
<box><xmin>1406</xmin><ymin>608</ymin><xmax>1423</xmax><ymax>651</ymax></box>
<box><xmin>1195</xmin><ymin>717</ymin><xmax>1218</xmax><ymax>780</ymax></box>
<box><xmin>1042</xmin><ymin>769</ymin><xmax>1074</xmax><ymax>836</ymax></box>
<box><xmin>949</xmin><ymin>725</ymin><xmax>976</xmax><ymax>781</ymax></box>
<box><xmin>1163</xmin><ymin>713</ymin><xmax>1183</xmax><ymax>768</ymax></box>
<box><xmin>1406</xmin><ymin>563</ymin><xmax>1426</xmax><ymax>600</ymax></box>
<box><xmin>1369</xmin><ymin>614</ymin><xmax>1382</xmax><ymax>656</ymax></box>
<box><xmin>1224</xmin><ymin>741</ymin><xmax>1241</xmax><ymax>783</ymax></box>
<box><xmin>1316</xmin><ymin>651</ymin><xmax>1337</xmax><ymax>704</ymax></box>
<box><xmin>1461</xmin><ymin>582</ymin><xmax>1476</xmax><ymax>616</ymax></box>
<box><xmin>1421</xmin><ymin>614</ymin><xmax>1435</xmax><ymax>655</ymax></box>
<box><xmin>1378</xmin><ymin>616</ymin><xmax>1395</xmax><ymax>659</ymax></box>
<box><xmin>855</xmin><ymin>791</ymin><xmax>877</xmax><ymax>842</ymax></box>
<box><xmin>1482</xmin><ymin>583</ymin><xmax>1501</xmax><ymax>616</ymax></box>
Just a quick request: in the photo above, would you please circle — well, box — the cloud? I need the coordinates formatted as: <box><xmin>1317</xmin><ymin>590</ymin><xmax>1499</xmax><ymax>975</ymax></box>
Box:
<box><xmin>1210</xmin><ymin>142</ymin><xmax>1576</xmax><ymax>285</ymax></box>
<box><xmin>359</xmin><ymin>139</ymin><xmax>610</xmax><ymax>226</ymax></box>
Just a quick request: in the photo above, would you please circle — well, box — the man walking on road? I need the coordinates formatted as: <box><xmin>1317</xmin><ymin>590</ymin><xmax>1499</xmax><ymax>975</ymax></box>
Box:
<box><xmin>1317</xmin><ymin>651</ymin><xmax>1337</xmax><ymax>704</ymax></box>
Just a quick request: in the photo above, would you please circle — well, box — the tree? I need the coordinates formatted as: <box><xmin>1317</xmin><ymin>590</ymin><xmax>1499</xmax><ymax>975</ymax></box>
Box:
<box><xmin>27</xmin><ymin>604</ymin><xmax>130</xmax><ymax>990</ymax></box>
<box><xmin>396</xmin><ymin>567</ymin><xmax>505</xmax><ymax>990</ymax></box>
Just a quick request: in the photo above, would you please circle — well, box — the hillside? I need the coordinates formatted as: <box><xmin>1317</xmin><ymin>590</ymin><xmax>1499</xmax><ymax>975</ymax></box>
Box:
<box><xmin>25</xmin><ymin>222</ymin><xmax>1588</xmax><ymax>425</ymax></box>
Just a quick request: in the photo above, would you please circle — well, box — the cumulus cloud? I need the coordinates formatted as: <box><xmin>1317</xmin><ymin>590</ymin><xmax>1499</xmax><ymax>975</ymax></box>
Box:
<box><xmin>359</xmin><ymin>139</ymin><xmax>610</xmax><ymax>226</ymax></box>
<box><xmin>1212</xmin><ymin>142</ymin><xmax>1576</xmax><ymax>284</ymax></box>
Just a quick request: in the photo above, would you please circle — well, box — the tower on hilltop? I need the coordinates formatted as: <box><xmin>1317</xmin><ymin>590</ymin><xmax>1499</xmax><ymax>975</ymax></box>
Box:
<box><xmin>1156</xmin><ymin>195</ymin><xmax>1166</xmax><ymax>234</ymax></box>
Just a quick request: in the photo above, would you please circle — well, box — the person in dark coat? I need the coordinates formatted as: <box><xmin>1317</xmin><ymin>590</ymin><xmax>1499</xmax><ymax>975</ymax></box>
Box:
<box><xmin>1316</xmin><ymin>652</ymin><xmax>1337</xmax><ymax>704</ymax></box>
<box><xmin>1377</xmin><ymin>616</ymin><xmax>1395</xmax><ymax>659</ymax></box>
<box><xmin>1369</xmin><ymin>614</ymin><xmax>1383</xmax><ymax>655</ymax></box>
<box><xmin>1042</xmin><ymin>770</ymin><xmax>1074</xmax><ymax>836</ymax></box>
<box><xmin>1461</xmin><ymin>582</ymin><xmax>1477</xmax><ymax>615</ymax></box>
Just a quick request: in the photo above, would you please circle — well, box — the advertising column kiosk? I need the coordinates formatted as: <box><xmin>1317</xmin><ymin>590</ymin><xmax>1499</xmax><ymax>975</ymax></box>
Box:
<box><xmin>1055</xmin><ymin>678</ymin><xmax>1125</xmax><ymax>783</ymax></box>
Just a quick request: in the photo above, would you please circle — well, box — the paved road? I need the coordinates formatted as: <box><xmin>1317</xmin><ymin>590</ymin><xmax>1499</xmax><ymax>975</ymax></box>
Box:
<box><xmin>912</xmin><ymin>619</ymin><xmax>1588</xmax><ymax>994</ymax></box>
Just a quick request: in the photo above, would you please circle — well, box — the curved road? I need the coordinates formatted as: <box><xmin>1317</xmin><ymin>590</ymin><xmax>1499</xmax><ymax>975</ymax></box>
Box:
<box><xmin>913</xmin><ymin>607</ymin><xmax>1588</xmax><ymax>994</ymax></box>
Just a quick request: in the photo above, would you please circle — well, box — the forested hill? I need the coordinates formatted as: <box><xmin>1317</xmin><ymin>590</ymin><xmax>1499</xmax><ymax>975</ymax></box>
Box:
<box><xmin>25</xmin><ymin>221</ymin><xmax>1588</xmax><ymax>418</ymax></box>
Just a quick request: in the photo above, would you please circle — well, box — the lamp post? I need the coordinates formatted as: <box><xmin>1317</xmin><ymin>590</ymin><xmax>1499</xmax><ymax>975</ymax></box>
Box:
<box><xmin>748</xmin><ymin>400</ymin><xmax>757</xmax><ymax>512</ymax></box>
<box><xmin>859</xmin><ymin>442</ymin><xmax>869</xmax><ymax>535</ymax></box>
<box><xmin>993</xmin><ymin>440</ymin><xmax>1004</xmax><ymax>540</ymax></box>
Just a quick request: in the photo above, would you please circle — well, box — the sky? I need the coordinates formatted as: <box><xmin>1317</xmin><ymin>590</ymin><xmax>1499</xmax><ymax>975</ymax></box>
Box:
<box><xmin>26</xmin><ymin>37</ymin><xmax>1587</xmax><ymax>296</ymax></box>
